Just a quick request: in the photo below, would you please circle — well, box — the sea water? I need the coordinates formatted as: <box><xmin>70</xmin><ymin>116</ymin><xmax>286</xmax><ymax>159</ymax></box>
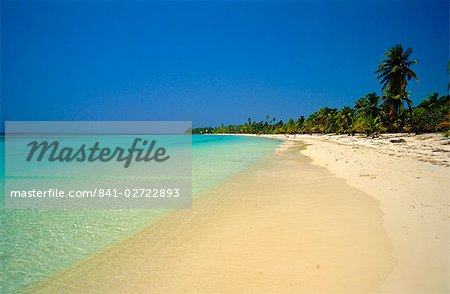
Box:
<box><xmin>0</xmin><ymin>135</ymin><xmax>280</xmax><ymax>293</ymax></box>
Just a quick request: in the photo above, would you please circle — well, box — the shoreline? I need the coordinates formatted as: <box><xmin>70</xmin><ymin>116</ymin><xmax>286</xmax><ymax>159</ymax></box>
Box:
<box><xmin>246</xmin><ymin>133</ymin><xmax>450</xmax><ymax>166</ymax></box>
<box><xmin>263</xmin><ymin>133</ymin><xmax>450</xmax><ymax>292</ymax></box>
<box><xmin>29</xmin><ymin>134</ymin><xmax>449</xmax><ymax>293</ymax></box>
<box><xmin>30</xmin><ymin>139</ymin><xmax>395</xmax><ymax>293</ymax></box>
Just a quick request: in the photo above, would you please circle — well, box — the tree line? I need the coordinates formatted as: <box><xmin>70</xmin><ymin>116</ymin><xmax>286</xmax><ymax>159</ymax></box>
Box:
<box><xmin>192</xmin><ymin>45</ymin><xmax>449</xmax><ymax>137</ymax></box>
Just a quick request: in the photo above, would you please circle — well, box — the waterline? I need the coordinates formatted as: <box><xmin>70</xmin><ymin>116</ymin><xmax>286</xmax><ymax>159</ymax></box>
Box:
<box><xmin>0</xmin><ymin>135</ymin><xmax>280</xmax><ymax>293</ymax></box>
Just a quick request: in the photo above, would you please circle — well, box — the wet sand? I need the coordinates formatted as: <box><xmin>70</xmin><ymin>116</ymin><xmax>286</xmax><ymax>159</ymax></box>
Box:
<box><xmin>31</xmin><ymin>141</ymin><xmax>394</xmax><ymax>293</ymax></box>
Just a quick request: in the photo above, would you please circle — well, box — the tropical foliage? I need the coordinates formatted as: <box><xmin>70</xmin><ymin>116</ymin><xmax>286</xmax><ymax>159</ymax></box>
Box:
<box><xmin>375</xmin><ymin>44</ymin><xmax>419</xmax><ymax>131</ymax></box>
<box><xmin>193</xmin><ymin>45</ymin><xmax>449</xmax><ymax>137</ymax></box>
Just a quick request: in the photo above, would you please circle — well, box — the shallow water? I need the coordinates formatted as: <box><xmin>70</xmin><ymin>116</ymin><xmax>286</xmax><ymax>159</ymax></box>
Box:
<box><xmin>0</xmin><ymin>135</ymin><xmax>280</xmax><ymax>293</ymax></box>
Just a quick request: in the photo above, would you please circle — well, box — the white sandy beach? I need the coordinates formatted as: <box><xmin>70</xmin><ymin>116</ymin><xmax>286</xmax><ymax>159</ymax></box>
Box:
<box><xmin>30</xmin><ymin>134</ymin><xmax>449</xmax><ymax>293</ymax></box>
<box><xmin>270</xmin><ymin>133</ymin><xmax>450</xmax><ymax>293</ymax></box>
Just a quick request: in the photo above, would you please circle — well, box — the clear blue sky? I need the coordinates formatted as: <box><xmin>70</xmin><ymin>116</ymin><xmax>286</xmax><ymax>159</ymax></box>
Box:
<box><xmin>1</xmin><ymin>0</ymin><xmax>448</xmax><ymax>128</ymax></box>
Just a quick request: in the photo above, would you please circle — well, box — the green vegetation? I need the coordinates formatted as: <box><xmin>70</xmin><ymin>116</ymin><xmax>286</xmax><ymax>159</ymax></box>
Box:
<box><xmin>193</xmin><ymin>45</ymin><xmax>449</xmax><ymax>137</ymax></box>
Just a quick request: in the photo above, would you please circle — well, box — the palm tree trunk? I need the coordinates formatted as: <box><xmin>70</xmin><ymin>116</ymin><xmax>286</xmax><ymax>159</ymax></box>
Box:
<box><xmin>406</xmin><ymin>98</ymin><xmax>414</xmax><ymax>133</ymax></box>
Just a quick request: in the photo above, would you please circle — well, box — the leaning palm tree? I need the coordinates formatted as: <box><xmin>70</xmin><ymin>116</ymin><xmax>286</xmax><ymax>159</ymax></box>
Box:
<box><xmin>375</xmin><ymin>44</ymin><xmax>419</xmax><ymax>131</ymax></box>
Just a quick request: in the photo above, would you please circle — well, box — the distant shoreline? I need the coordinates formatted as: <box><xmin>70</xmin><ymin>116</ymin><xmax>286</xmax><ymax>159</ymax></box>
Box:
<box><xmin>215</xmin><ymin>132</ymin><xmax>450</xmax><ymax>166</ymax></box>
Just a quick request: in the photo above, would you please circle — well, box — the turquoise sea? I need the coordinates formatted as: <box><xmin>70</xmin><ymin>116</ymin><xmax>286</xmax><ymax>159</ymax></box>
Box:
<box><xmin>0</xmin><ymin>135</ymin><xmax>280</xmax><ymax>293</ymax></box>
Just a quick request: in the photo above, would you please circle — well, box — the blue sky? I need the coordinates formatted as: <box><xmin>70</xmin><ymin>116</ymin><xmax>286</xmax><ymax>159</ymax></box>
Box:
<box><xmin>1</xmin><ymin>0</ymin><xmax>448</xmax><ymax>128</ymax></box>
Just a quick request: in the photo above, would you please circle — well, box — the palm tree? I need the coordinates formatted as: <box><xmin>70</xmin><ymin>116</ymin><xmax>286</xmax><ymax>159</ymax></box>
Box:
<box><xmin>355</xmin><ymin>93</ymin><xmax>382</xmax><ymax>119</ymax></box>
<box><xmin>315</xmin><ymin>107</ymin><xmax>336</xmax><ymax>133</ymax></box>
<box><xmin>354</xmin><ymin>98</ymin><xmax>367</xmax><ymax>114</ymax></box>
<box><xmin>418</xmin><ymin>93</ymin><xmax>439</xmax><ymax>109</ymax></box>
<box><xmin>336</xmin><ymin>106</ymin><xmax>355</xmax><ymax>134</ymax></box>
<box><xmin>375</xmin><ymin>44</ymin><xmax>419</xmax><ymax>130</ymax></box>
<box><xmin>353</xmin><ymin>116</ymin><xmax>386</xmax><ymax>138</ymax></box>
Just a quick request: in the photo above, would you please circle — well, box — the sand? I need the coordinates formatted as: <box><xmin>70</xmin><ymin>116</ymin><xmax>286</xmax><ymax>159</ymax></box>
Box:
<box><xmin>30</xmin><ymin>134</ymin><xmax>449</xmax><ymax>293</ymax></box>
<box><xmin>286</xmin><ymin>134</ymin><xmax>450</xmax><ymax>293</ymax></box>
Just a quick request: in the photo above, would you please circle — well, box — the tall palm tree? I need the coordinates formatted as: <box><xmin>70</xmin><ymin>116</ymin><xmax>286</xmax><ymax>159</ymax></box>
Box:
<box><xmin>381</xmin><ymin>94</ymin><xmax>412</xmax><ymax>131</ymax></box>
<box><xmin>375</xmin><ymin>44</ymin><xmax>419</xmax><ymax>129</ymax></box>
